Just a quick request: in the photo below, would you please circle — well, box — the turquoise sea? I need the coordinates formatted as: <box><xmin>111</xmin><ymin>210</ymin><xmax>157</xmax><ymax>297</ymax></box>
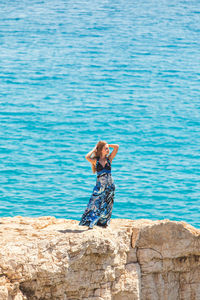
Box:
<box><xmin>0</xmin><ymin>0</ymin><xmax>199</xmax><ymax>228</ymax></box>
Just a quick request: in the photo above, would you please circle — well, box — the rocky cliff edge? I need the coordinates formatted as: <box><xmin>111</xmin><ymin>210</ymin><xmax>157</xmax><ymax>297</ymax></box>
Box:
<box><xmin>0</xmin><ymin>216</ymin><xmax>199</xmax><ymax>300</ymax></box>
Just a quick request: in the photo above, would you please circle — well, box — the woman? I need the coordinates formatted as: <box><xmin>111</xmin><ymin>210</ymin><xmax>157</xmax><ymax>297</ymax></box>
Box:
<box><xmin>79</xmin><ymin>141</ymin><xmax>119</xmax><ymax>229</ymax></box>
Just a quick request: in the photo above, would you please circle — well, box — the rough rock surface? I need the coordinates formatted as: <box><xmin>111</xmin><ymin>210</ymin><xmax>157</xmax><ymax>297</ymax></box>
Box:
<box><xmin>0</xmin><ymin>216</ymin><xmax>199</xmax><ymax>300</ymax></box>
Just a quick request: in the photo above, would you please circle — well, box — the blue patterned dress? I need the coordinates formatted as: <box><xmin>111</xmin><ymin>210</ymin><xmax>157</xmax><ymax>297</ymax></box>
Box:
<box><xmin>79</xmin><ymin>156</ymin><xmax>115</xmax><ymax>228</ymax></box>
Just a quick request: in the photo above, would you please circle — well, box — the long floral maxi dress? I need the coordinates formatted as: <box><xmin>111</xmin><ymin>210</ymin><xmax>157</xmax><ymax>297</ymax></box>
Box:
<box><xmin>79</xmin><ymin>157</ymin><xmax>115</xmax><ymax>228</ymax></box>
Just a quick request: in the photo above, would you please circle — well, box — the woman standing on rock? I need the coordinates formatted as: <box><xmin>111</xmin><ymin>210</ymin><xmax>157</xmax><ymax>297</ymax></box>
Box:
<box><xmin>79</xmin><ymin>141</ymin><xmax>119</xmax><ymax>229</ymax></box>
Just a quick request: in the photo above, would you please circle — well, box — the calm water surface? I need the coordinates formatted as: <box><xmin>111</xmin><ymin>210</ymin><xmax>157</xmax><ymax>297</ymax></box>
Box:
<box><xmin>0</xmin><ymin>0</ymin><xmax>199</xmax><ymax>228</ymax></box>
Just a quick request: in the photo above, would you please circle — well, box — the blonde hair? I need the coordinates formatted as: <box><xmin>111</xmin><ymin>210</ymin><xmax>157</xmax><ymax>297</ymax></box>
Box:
<box><xmin>91</xmin><ymin>140</ymin><xmax>107</xmax><ymax>174</ymax></box>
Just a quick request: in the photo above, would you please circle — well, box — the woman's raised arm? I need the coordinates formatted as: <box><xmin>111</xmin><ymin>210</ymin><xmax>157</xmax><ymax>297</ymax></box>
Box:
<box><xmin>85</xmin><ymin>145</ymin><xmax>97</xmax><ymax>164</ymax></box>
<box><xmin>108</xmin><ymin>144</ymin><xmax>119</xmax><ymax>163</ymax></box>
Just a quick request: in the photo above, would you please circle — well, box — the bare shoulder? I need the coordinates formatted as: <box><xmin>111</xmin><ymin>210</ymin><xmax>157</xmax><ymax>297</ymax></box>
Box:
<box><xmin>108</xmin><ymin>155</ymin><xmax>113</xmax><ymax>163</ymax></box>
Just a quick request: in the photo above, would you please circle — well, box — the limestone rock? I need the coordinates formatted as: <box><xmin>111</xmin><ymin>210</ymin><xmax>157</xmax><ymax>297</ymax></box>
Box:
<box><xmin>0</xmin><ymin>216</ymin><xmax>199</xmax><ymax>299</ymax></box>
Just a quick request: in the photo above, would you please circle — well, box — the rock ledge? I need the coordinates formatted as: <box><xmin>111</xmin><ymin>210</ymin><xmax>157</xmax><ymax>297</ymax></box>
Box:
<box><xmin>0</xmin><ymin>216</ymin><xmax>199</xmax><ymax>300</ymax></box>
